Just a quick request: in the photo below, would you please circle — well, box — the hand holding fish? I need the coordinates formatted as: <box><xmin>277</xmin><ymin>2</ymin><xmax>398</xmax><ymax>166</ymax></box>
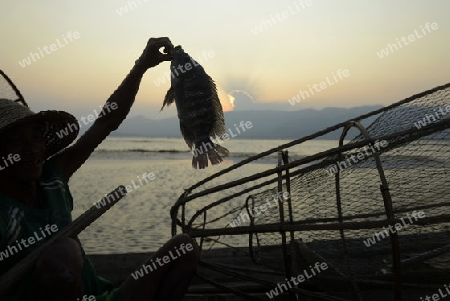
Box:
<box><xmin>161</xmin><ymin>46</ymin><xmax>229</xmax><ymax>169</ymax></box>
<box><xmin>136</xmin><ymin>37</ymin><xmax>174</xmax><ymax>69</ymax></box>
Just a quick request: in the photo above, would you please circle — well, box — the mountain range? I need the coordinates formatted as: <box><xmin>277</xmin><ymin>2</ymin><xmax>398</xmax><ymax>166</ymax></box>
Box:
<box><xmin>109</xmin><ymin>105</ymin><xmax>382</xmax><ymax>140</ymax></box>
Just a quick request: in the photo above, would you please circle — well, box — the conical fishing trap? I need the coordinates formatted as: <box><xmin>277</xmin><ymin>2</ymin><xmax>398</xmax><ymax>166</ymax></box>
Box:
<box><xmin>171</xmin><ymin>83</ymin><xmax>450</xmax><ymax>300</ymax></box>
<box><xmin>0</xmin><ymin>70</ymin><xmax>28</xmax><ymax>107</ymax></box>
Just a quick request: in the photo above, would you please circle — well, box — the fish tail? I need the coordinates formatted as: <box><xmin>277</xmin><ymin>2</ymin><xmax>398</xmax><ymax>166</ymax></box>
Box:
<box><xmin>206</xmin><ymin>149</ymin><xmax>222</xmax><ymax>166</ymax></box>
<box><xmin>192</xmin><ymin>153</ymin><xmax>209</xmax><ymax>169</ymax></box>
<box><xmin>192</xmin><ymin>143</ymin><xmax>229</xmax><ymax>169</ymax></box>
<box><xmin>214</xmin><ymin>144</ymin><xmax>229</xmax><ymax>157</ymax></box>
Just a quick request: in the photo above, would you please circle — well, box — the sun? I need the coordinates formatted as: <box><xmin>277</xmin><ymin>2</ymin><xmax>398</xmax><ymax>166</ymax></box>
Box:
<box><xmin>217</xmin><ymin>88</ymin><xmax>256</xmax><ymax>112</ymax></box>
<box><xmin>227</xmin><ymin>93</ymin><xmax>235</xmax><ymax>108</ymax></box>
<box><xmin>227</xmin><ymin>90</ymin><xmax>255</xmax><ymax>102</ymax></box>
<box><xmin>217</xmin><ymin>86</ymin><xmax>235</xmax><ymax>112</ymax></box>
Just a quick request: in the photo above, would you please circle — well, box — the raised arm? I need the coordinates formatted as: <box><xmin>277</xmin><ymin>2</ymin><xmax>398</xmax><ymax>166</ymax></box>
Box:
<box><xmin>52</xmin><ymin>37</ymin><xmax>173</xmax><ymax>180</ymax></box>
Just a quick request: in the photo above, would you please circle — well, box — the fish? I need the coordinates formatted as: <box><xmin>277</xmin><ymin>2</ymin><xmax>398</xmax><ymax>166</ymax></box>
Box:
<box><xmin>160</xmin><ymin>46</ymin><xmax>229</xmax><ymax>169</ymax></box>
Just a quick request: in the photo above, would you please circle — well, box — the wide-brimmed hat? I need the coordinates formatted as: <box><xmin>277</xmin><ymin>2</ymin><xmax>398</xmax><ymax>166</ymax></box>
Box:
<box><xmin>0</xmin><ymin>98</ymin><xmax>79</xmax><ymax>158</ymax></box>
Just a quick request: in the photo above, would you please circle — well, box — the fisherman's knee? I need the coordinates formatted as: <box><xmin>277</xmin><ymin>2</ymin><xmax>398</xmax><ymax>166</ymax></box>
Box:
<box><xmin>31</xmin><ymin>238</ymin><xmax>83</xmax><ymax>299</ymax></box>
<box><xmin>171</xmin><ymin>234</ymin><xmax>200</xmax><ymax>264</ymax></box>
<box><xmin>36</xmin><ymin>238</ymin><xmax>83</xmax><ymax>273</ymax></box>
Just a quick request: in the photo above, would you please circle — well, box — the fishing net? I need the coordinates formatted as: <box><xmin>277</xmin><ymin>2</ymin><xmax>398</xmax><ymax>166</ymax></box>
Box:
<box><xmin>0</xmin><ymin>70</ymin><xmax>27</xmax><ymax>107</ymax></box>
<box><xmin>172</xmin><ymin>83</ymin><xmax>450</xmax><ymax>300</ymax></box>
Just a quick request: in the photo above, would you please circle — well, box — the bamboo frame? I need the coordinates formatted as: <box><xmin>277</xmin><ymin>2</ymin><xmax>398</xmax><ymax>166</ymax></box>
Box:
<box><xmin>170</xmin><ymin>83</ymin><xmax>450</xmax><ymax>300</ymax></box>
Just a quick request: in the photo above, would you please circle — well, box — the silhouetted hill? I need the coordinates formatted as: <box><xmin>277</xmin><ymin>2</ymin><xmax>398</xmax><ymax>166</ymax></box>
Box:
<box><xmin>110</xmin><ymin>105</ymin><xmax>382</xmax><ymax>140</ymax></box>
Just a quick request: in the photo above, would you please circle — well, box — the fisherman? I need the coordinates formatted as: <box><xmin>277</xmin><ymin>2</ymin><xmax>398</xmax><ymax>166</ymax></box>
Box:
<box><xmin>0</xmin><ymin>37</ymin><xmax>199</xmax><ymax>301</ymax></box>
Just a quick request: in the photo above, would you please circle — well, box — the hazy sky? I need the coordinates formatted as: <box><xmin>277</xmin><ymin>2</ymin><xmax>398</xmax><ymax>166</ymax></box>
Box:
<box><xmin>2</xmin><ymin>0</ymin><xmax>449</xmax><ymax>119</ymax></box>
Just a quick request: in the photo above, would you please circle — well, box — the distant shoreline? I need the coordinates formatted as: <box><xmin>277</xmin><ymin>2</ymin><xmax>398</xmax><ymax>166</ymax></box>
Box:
<box><xmin>107</xmin><ymin>134</ymin><xmax>341</xmax><ymax>140</ymax></box>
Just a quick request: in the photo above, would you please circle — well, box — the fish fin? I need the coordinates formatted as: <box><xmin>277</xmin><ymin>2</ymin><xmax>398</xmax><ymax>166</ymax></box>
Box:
<box><xmin>208</xmin><ymin>149</ymin><xmax>222</xmax><ymax>166</ymax></box>
<box><xmin>180</xmin><ymin>123</ymin><xmax>194</xmax><ymax>149</ymax></box>
<box><xmin>191</xmin><ymin>143</ymin><xmax>229</xmax><ymax>169</ymax></box>
<box><xmin>214</xmin><ymin>144</ymin><xmax>229</xmax><ymax>157</ymax></box>
<box><xmin>161</xmin><ymin>86</ymin><xmax>176</xmax><ymax>112</ymax></box>
<box><xmin>207</xmin><ymin>148</ymin><xmax>223</xmax><ymax>166</ymax></box>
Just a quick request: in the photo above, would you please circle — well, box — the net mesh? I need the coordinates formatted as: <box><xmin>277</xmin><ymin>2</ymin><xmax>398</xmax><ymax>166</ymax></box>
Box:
<box><xmin>173</xmin><ymin>84</ymin><xmax>450</xmax><ymax>300</ymax></box>
<box><xmin>0</xmin><ymin>70</ymin><xmax>27</xmax><ymax>107</ymax></box>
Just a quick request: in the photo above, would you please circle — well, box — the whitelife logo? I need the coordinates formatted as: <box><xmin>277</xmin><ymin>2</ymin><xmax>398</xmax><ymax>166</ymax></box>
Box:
<box><xmin>324</xmin><ymin>140</ymin><xmax>388</xmax><ymax>176</ymax></box>
<box><xmin>130</xmin><ymin>243</ymin><xmax>194</xmax><ymax>280</ymax></box>
<box><xmin>376</xmin><ymin>22</ymin><xmax>438</xmax><ymax>58</ymax></box>
<box><xmin>266</xmin><ymin>262</ymin><xmax>328</xmax><ymax>299</ymax></box>
<box><xmin>420</xmin><ymin>283</ymin><xmax>450</xmax><ymax>301</ymax></box>
<box><xmin>18</xmin><ymin>31</ymin><xmax>81</xmax><ymax>68</ymax></box>
<box><xmin>191</xmin><ymin>121</ymin><xmax>253</xmax><ymax>158</ymax></box>
<box><xmin>362</xmin><ymin>210</ymin><xmax>425</xmax><ymax>247</ymax></box>
<box><xmin>229</xmin><ymin>192</ymin><xmax>289</xmax><ymax>227</ymax></box>
<box><xmin>55</xmin><ymin>102</ymin><xmax>118</xmax><ymax>139</ymax></box>
<box><xmin>0</xmin><ymin>153</ymin><xmax>21</xmax><ymax>171</ymax></box>
<box><xmin>250</xmin><ymin>0</ymin><xmax>313</xmax><ymax>35</ymax></box>
<box><xmin>116</xmin><ymin>0</ymin><xmax>149</xmax><ymax>16</ymax></box>
<box><xmin>287</xmin><ymin>69</ymin><xmax>350</xmax><ymax>106</ymax></box>
<box><xmin>93</xmin><ymin>172</ymin><xmax>155</xmax><ymax>209</ymax></box>
<box><xmin>0</xmin><ymin>224</ymin><xmax>59</xmax><ymax>261</ymax></box>
<box><xmin>413</xmin><ymin>106</ymin><xmax>450</xmax><ymax>129</ymax></box>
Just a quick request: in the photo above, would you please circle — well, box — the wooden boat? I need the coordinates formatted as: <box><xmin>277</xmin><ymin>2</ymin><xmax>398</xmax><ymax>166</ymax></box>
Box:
<box><xmin>1</xmin><ymin>69</ymin><xmax>449</xmax><ymax>300</ymax></box>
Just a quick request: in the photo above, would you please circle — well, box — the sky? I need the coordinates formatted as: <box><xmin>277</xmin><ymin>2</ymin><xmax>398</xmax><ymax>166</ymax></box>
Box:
<box><xmin>1</xmin><ymin>0</ymin><xmax>449</xmax><ymax>120</ymax></box>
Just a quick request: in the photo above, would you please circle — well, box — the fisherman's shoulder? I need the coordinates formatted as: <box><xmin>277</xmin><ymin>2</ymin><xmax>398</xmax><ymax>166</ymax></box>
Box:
<box><xmin>41</xmin><ymin>159</ymin><xmax>70</xmax><ymax>183</ymax></box>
